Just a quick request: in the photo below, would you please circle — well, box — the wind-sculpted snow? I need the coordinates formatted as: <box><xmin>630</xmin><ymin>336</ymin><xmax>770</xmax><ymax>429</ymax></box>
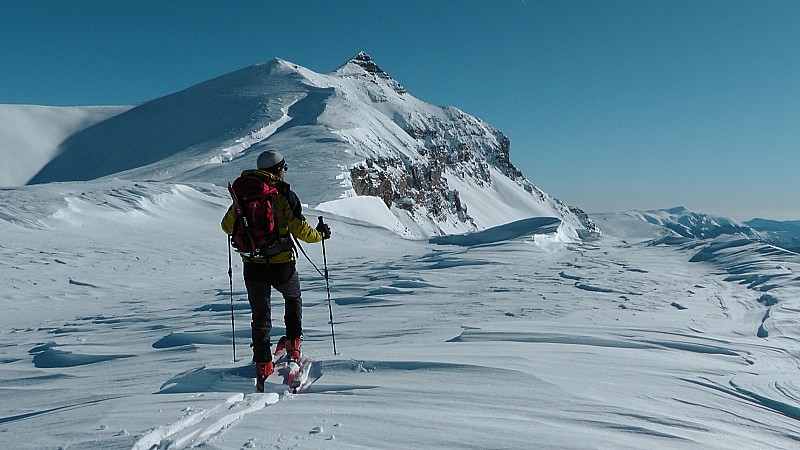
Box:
<box><xmin>450</xmin><ymin>328</ymin><xmax>744</xmax><ymax>356</ymax></box>
<box><xmin>157</xmin><ymin>363</ymin><xmax>322</xmax><ymax>395</ymax></box>
<box><xmin>29</xmin><ymin>61</ymin><xmax>303</xmax><ymax>185</ymax></box>
<box><xmin>152</xmin><ymin>332</ymin><xmax>233</xmax><ymax>349</ymax></box>
<box><xmin>651</xmin><ymin>233</ymin><xmax>800</xmax><ymax>342</ymax></box>
<box><xmin>0</xmin><ymin>104</ymin><xmax>131</xmax><ymax>185</ymax></box>
<box><xmin>29</xmin><ymin>341</ymin><xmax>134</xmax><ymax>368</ymax></box>
<box><xmin>274</xmin><ymin>86</ymin><xmax>334</xmax><ymax>132</ymax></box>
<box><xmin>429</xmin><ymin>216</ymin><xmax>561</xmax><ymax>246</ymax></box>
<box><xmin>2</xmin><ymin>182</ymin><xmax>800</xmax><ymax>448</ymax></box>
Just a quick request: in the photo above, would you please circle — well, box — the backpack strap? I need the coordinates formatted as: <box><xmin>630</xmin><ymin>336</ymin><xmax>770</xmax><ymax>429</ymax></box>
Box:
<box><xmin>282</xmin><ymin>188</ymin><xmax>307</xmax><ymax>221</ymax></box>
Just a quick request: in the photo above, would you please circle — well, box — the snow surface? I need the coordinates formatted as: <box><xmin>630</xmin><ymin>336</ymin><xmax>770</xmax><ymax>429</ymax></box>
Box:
<box><xmin>0</xmin><ymin>104</ymin><xmax>131</xmax><ymax>186</ymax></box>
<box><xmin>2</xmin><ymin>179</ymin><xmax>800</xmax><ymax>449</ymax></box>
<box><xmin>2</xmin><ymin>54</ymin><xmax>800</xmax><ymax>449</ymax></box>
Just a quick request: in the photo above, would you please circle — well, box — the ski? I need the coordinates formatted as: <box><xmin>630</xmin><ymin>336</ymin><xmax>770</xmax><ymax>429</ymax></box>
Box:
<box><xmin>258</xmin><ymin>356</ymin><xmax>317</xmax><ymax>393</ymax></box>
<box><xmin>254</xmin><ymin>338</ymin><xmax>320</xmax><ymax>393</ymax></box>
<box><xmin>287</xmin><ymin>357</ymin><xmax>316</xmax><ymax>393</ymax></box>
<box><xmin>270</xmin><ymin>354</ymin><xmax>313</xmax><ymax>392</ymax></box>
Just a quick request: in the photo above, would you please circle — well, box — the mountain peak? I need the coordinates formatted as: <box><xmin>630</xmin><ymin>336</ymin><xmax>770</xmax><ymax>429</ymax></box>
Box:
<box><xmin>18</xmin><ymin>52</ymin><xmax>597</xmax><ymax>237</ymax></box>
<box><xmin>665</xmin><ymin>206</ymin><xmax>689</xmax><ymax>214</ymax></box>
<box><xmin>334</xmin><ymin>52</ymin><xmax>407</xmax><ymax>95</ymax></box>
<box><xmin>349</xmin><ymin>51</ymin><xmax>384</xmax><ymax>75</ymax></box>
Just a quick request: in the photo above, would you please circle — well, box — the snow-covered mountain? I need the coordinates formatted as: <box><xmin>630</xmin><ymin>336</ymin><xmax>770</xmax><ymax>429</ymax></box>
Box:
<box><xmin>10</xmin><ymin>52</ymin><xmax>596</xmax><ymax>238</ymax></box>
<box><xmin>746</xmin><ymin>218</ymin><xmax>800</xmax><ymax>253</ymax></box>
<box><xmin>612</xmin><ymin>206</ymin><xmax>800</xmax><ymax>255</ymax></box>
<box><xmin>3</xmin><ymin>54</ymin><xmax>800</xmax><ymax>450</ymax></box>
<box><xmin>632</xmin><ymin>206</ymin><xmax>762</xmax><ymax>240</ymax></box>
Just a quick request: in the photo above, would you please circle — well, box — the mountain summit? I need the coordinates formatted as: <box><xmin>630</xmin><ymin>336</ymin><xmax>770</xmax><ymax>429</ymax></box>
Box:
<box><xmin>334</xmin><ymin>51</ymin><xmax>408</xmax><ymax>95</ymax></box>
<box><xmin>348</xmin><ymin>51</ymin><xmax>387</xmax><ymax>74</ymax></box>
<box><xmin>25</xmin><ymin>52</ymin><xmax>597</xmax><ymax>237</ymax></box>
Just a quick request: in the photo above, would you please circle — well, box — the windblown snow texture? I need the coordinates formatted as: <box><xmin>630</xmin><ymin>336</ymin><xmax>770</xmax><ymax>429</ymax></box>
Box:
<box><xmin>1</xmin><ymin>53</ymin><xmax>799</xmax><ymax>449</ymax></box>
<box><xmin>1</xmin><ymin>183</ymin><xmax>799</xmax><ymax>448</ymax></box>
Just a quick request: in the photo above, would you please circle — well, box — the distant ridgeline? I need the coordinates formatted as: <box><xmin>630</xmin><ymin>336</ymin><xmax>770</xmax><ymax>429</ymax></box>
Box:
<box><xmin>638</xmin><ymin>207</ymin><xmax>800</xmax><ymax>254</ymax></box>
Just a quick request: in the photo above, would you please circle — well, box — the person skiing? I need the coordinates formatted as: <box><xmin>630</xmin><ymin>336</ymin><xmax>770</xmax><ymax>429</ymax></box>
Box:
<box><xmin>221</xmin><ymin>150</ymin><xmax>331</xmax><ymax>387</ymax></box>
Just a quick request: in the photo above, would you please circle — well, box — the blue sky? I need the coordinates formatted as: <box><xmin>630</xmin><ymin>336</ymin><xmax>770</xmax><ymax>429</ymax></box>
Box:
<box><xmin>2</xmin><ymin>0</ymin><xmax>798</xmax><ymax>220</ymax></box>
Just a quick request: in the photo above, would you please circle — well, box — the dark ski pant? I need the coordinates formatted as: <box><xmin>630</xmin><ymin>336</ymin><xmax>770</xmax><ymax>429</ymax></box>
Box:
<box><xmin>243</xmin><ymin>261</ymin><xmax>302</xmax><ymax>363</ymax></box>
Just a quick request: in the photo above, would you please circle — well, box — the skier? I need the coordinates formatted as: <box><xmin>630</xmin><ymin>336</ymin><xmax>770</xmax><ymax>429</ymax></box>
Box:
<box><xmin>221</xmin><ymin>150</ymin><xmax>331</xmax><ymax>385</ymax></box>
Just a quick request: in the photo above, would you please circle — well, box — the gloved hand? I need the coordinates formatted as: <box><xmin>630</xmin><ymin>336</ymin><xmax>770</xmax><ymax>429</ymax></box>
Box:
<box><xmin>316</xmin><ymin>222</ymin><xmax>331</xmax><ymax>240</ymax></box>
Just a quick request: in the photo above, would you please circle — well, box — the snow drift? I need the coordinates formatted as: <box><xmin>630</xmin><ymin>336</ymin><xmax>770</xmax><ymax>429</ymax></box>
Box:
<box><xmin>0</xmin><ymin>104</ymin><xmax>130</xmax><ymax>186</ymax></box>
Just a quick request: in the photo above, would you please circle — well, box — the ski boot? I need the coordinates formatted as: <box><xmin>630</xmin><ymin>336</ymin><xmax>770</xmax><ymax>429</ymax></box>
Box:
<box><xmin>255</xmin><ymin>361</ymin><xmax>274</xmax><ymax>393</ymax></box>
<box><xmin>274</xmin><ymin>336</ymin><xmax>287</xmax><ymax>359</ymax></box>
<box><xmin>286</xmin><ymin>337</ymin><xmax>302</xmax><ymax>362</ymax></box>
<box><xmin>285</xmin><ymin>337</ymin><xmax>303</xmax><ymax>390</ymax></box>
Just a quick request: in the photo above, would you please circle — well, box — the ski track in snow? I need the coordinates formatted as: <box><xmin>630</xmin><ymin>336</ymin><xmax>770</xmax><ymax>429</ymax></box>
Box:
<box><xmin>1</xmin><ymin>183</ymin><xmax>800</xmax><ymax>448</ymax></box>
<box><xmin>131</xmin><ymin>392</ymin><xmax>279</xmax><ymax>450</ymax></box>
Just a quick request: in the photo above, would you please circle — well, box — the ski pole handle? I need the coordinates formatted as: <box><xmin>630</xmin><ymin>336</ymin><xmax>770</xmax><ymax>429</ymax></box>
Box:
<box><xmin>317</xmin><ymin>216</ymin><xmax>331</xmax><ymax>240</ymax></box>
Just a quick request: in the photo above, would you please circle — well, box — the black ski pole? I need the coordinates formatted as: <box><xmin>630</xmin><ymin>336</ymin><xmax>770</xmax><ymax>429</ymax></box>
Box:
<box><xmin>318</xmin><ymin>216</ymin><xmax>337</xmax><ymax>355</ymax></box>
<box><xmin>227</xmin><ymin>236</ymin><xmax>237</xmax><ymax>362</ymax></box>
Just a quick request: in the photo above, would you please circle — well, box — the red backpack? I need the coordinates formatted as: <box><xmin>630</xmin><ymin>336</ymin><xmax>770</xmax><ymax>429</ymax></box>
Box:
<box><xmin>227</xmin><ymin>175</ymin><xmax>287</xmax><ymax>259</ymax></box>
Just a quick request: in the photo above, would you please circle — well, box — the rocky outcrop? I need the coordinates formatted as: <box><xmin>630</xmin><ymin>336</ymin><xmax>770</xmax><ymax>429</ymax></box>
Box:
<box><xmin>350</xmin><ymin>156</ymin><xmax>472</xmax><ymax>226</ymax></box>
<box><xmin>338</xmin><ymin>52</ymin><xmax>599</xmax><ymax>236</ymax></box>
<box><xmin>349</xmin><ymin>102</ymin><xmax>599</xmax><ymax>234</ymax></box>
<box><xmin>348</xmin><ymin>52</ymin><xmax>407</xmax><ymax>96</ymax></box>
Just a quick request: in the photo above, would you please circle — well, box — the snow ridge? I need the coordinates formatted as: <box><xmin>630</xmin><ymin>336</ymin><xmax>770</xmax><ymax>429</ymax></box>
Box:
<box><xmin>8</xmin><ymin>52</ymin><xmax>597</xmax><ymax>238</ymax></box>
<box><xmin>0</xmin><ymin>104</ymin><xmax>131</xmax><ymax>186</ymax></box>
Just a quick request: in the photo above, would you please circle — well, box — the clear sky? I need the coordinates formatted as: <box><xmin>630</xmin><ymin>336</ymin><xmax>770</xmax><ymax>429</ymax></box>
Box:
<box><xmin>2</xmin><ymin>0</ymin><xmax>798</xmax><ymax>220</ymax></box>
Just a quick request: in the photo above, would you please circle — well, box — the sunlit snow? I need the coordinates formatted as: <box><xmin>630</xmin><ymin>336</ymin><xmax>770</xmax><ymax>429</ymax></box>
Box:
<box><xmin>1</xmin><ymin>54</ymin><xmax>799</xmax><ymax>449</ymax></box>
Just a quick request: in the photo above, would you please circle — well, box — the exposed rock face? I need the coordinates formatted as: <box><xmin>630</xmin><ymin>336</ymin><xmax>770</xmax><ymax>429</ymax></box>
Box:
<box><xmin>348</xmin><ymin>51</ymin><xmax>408</xmax><ymax>96</ymax></box>
<box><xmin>346</xmin><ymin>78</ymin><xmax>599</xmax><ymax>234</ymax></box>
<box><xmin>350</xmin><ymin>156</ymin><xmax>472</xmax><ymax>226</ymax></box>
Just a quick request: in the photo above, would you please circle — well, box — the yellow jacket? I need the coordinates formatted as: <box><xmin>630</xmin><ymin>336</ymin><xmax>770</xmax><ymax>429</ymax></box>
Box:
<box><xmin>221</xmin><ymin>169</ymin><xmax>323</xmax><ymax>263</ymax></box>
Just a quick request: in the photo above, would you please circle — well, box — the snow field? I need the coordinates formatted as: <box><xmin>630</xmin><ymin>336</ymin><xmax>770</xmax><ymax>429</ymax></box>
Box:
<box><xmin>3</xmin><ymin>182</ymin><xmax>800</xmax><ymax>448</ymax></box>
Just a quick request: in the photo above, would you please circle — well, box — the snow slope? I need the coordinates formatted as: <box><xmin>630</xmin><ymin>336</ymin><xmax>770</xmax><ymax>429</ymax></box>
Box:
<box><xmin>1</xmin><ymin>181</ymin><xmax>800</xmax><ymax>449</ymax></box>
<box><xmin>747</xmin><ymin>218</ymin><xmax>800</xmax><ymax>253</ymax></box>
<box><xmin>12</xmin><ymin>54</ymin><xmax>594</xmax><ymax>238</ymax></box>
<box><xmin>0</xmin><ymin>104</ymin><xmax>131</xmax><ymax>186</ymax></box>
